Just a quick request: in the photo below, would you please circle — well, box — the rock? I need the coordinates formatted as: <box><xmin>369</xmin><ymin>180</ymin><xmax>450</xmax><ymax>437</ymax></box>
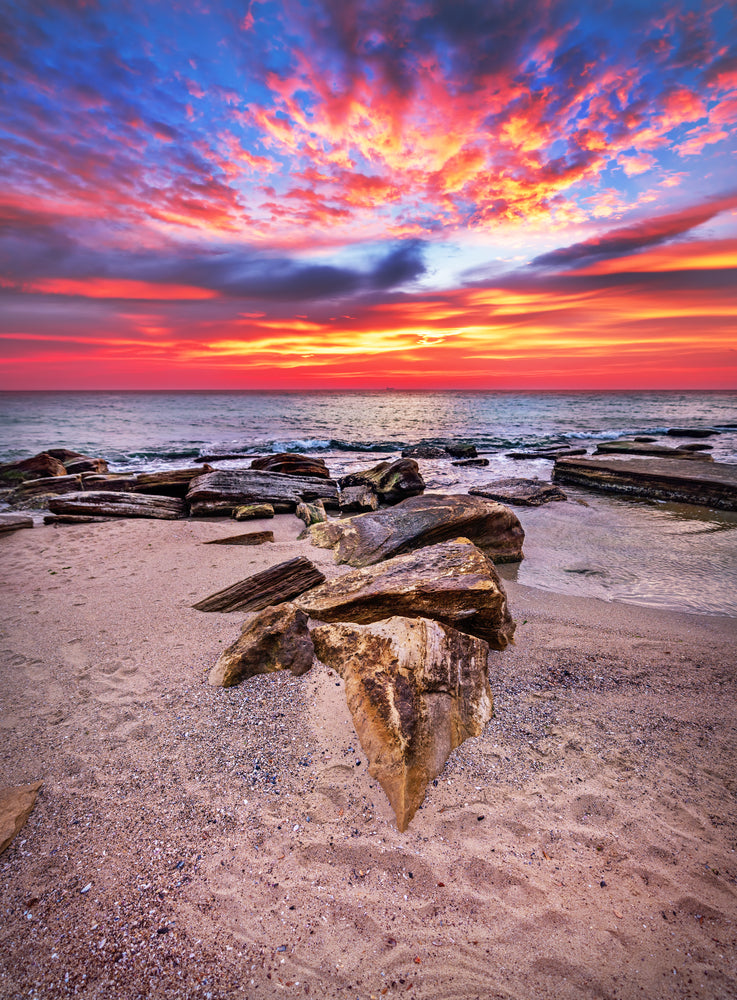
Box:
<box><xmin>681</xmin><ymin>443</ymin><xmax>713</xmax><ymax>452</ymax></box>
<box><xmin>507</xmin><ymin>447</ymin><xmax>586</xmax><ymax>460</ymax></box>
<box><xmin>208</xmin><ymin>604</ymin><xmax>314</xmax><ymax>686</ymax></box>
<box><xmin>445</xmin><ymin>443</ymin><xmax>478</xmax><ymax>459</ymax></box>
<box><xmin>451</xmin><ymin>458</ymin><xmax>489</xmax><ymax>467</ymax></box>
<box><xmin>338</xmin><ymin>485</ymin><xmax>379</xmax><ymax>513</ymax></box>
<box><xmin>203</xmin><ymin>531</ymin><xmax>274</xmax><ymax>546</ymax></box>
<box><xmin>7</xmin><ymin>474</ymin><xmax>84</xmax><ymax>502</ymax></box>
<box><xmin>309</xmin><ymin>493</ymin><xmax>524</xmax><ymax>566</ymax></box>
<box><xmin>296</xmin><ymin>499</ymin><xmax>327</xmax><ymax>527</ymax></box>
<box><xmin>193</xmin><ymin>556</ymin><xmax>326</xmax><ymax>612</ymax></box>
<box><xmin>199</xmin><ymin>452</ymin><xmax>261</xmax><ymax>462</ymax></box>
<box><xmin>553</xmin><ymin>457</ymin><xmax>737</xmax><ymax>510</ymax></box>
<box><xmin>64</xmin><ymin>457</ymin><xmax>109</xmax><ymax>475</ymax></box>
<box><xmin>186</xmin><ymin>470</ymin><xmax>339</xmax><ymax>516</ymax></box>
<box><xmin>401</xmin><ymin>444</ymin><xmax>448</xmax><ymax>459</ymax></box>
<box><xmin>296</xmin><ymin>537</ymin><xmax>515</xmax><ymax>649</ymax></box>
<box><xmin>77</xmin><ymin>474</ymin><xmax>139</xmax><ymax>491</ymax></box>
<box><xmin>0</xmin><ymin>453</ymin><xmax>67</xmax><ymax>484</ymax></box>
<box><xmin>233</xmin><ymin>503</ymin><xmax>275</xmax><ymax>520</ymax></box>
<box><xmin>666</xmin><ymin>428</ymin><xmax>720</xmax><ymax>438</ymax></box>
<box><xmin>46</xmin><ymin>448</ymin><xmax>86</xmax><ymax>462</ymax></box>
<box><xmin>48</xmin><ymin>491</ymin><xmax>185</xmax><ymax>519</ymax></box>
<box><xmin>338</xmin><ymin>459</ymin><xmax>424</xmax><ymax>505</ymax></box>
<box><xmin>132</xmin><ymin>466</ymin><xmax>214</xmax><ymax>497</ymax></box>
<box><xmin>633</xmin><ymin>436</ymin><xmax>657</xmax><ymax>443</ymax></box>
<box><xmin>0</xmin><ymin>513</ymin><xmax>34</xmax><ymax>533</ymax></box>
<box><xmin>312</xmin><ymin>618</ymin><xmax>493</xmax><ymax>831</ymax></box>
<box><xmin>43</xmin><ymin>514</ymin><xmax>117</xmax><ymax>524</ymax></box>
<box><xmin>0</xmin><ymin>781</ymin><xmax>43</xmax><ymax>855</ymax></box>
<box><xmin>595</xmin><ymin>441</ymin><xmax>712</xmax><ymax>461</ymax></box>
<box><xmin>470</xmin><ymin>478</ymin><xmax>567</xmax><ymax>506</ymax></box>
<box><xmin>251</xmin><ymin>453</ymin><xmax>331</xmax><ymax>479</ymax></box>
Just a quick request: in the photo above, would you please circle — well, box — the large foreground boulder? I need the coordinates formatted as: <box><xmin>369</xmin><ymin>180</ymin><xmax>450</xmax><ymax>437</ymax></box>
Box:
<box><xmin>339</xmin><ymin>459</ymin><xmax>424</xmax><ymax>505</ymax></box>
<box><xmin>48</xmin><ymin>491</ymin><xmax>185</xmax><ymax>519</ymax></box>
<box><xmin>186</xmin><ymin>469</ymin><xmax>339</xmax><ymax>516</ymax></box>
<box><xmin>208</xmin><ymin>604</ymin><xmax>314</xmax><ymax>686</ymax></box>
<box><xmin>296</xmin><ymin>538</ymin><xmax>515</xmax><ymax>649</ymax></box>
<box><xmin>309</xmin><ymin>493</ymin><xmax>524</xmax><ymax>566</ymax></box>
<box><xmin>312</xmin><ymin>617</ymin><xmax>493</xmax><ymax>831</ymax></box>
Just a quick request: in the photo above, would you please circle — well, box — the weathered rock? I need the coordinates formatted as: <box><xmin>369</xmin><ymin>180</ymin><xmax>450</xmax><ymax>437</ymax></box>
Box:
<box><xmin>666</xmin><ymin>428</ymin><xmax>719</xmax><ymax>438</ymax></box>
<box><xmin>193</xmin><ymin>556</ymin><xmax>326</xmax><ymax>612</ymax></box>
<box><xmin>48</xmin><ymin>491</ymin><xmax>185</xmax><ymax>519</ymax></box>
<box><xmin>7</xmin><ymin>474</ymin><xmax>84</xmax><ymax>502</ymax></box>
<box><xmin>0</xmin><ymin>453</ymin><xmax>67</xmax><ymax>484</ymax></box>
<box><xmin>451</xmin><ymin>458</ymin><xmax>489</xmax><ymax>467</ymax></box>
<box><xmin>46</xmin><ymin>448</ymin><xmax>86</xmax><ymax>462</ymax></box>
<box><xmin>470</xmin><ymin>478</ymin><xmax>567</xmax><ymax>506</ymax></box>
<box><xmin>251</xmin><ymin>453</ymin><xmax>332</xmax><ymax>479</ymax></box>
<box><xmin>203</xmin><ymin>530</ymin><xmax>274</xmax><ymax>546</ymax></box>
<box><xmin>0</xmin><ymin>781</ymin><xmax>42</xmax><ymax>855</ymax></box>
<box><xmin>296</xmin><ymin>537</ymin><xmax>515</xmax><ymax>649</ymax></box>
<box><xmin>200</xmin><ymin>452</ymin><xmax>261</xmax><ymax>462</ymax></box>
<box><xmin>681</xmin><ymin>442</ymin><xmax>713</xmax><ymax>452</ymax></box>
<box><xmin>0</xmin><ymin>513</ymin><xmax>34</xmax><ymax>533</ymax></box>
<box><xmin>43</xmin><ymin>514</ymin><xmax>117</xmax><ymax>524</ymax></box>
<box><xmin>296</xmin><ymin>499</ymin><xmax>327</xmax><ymax>527</ymax></box>
<box><xmin>132</xmin><ymin>466</ymin><xmax>214</xmax><ymax>496</ymax></box>
<box><xmin>507</xmin><ymin>447</ymin><xmax>586</xmax><ymax>460</ymax></box>
<box><xmin>312</xmin><ymin>618</ymin><xmax>493</xmax><ymax>831</ymax></box>
<box><xmin>187</xmin><ymin>470</ymin><xmax>339</xmax><ymax>516</ymax></box>
<box><xmin>595</xmin><ymin>440</ymin><xmax>712</xmax><ymax>461</ymax></box>
<box><xmin>78</xmin><ymin>473</ymin><xmax>139</xmax><ymax>491</ymax></box>
<box><xmin>233</xmin><ymin>503</ymin><xmax>275</xmax><ymax>520</ymax></box>
<box><xmin>338</xmin><ymin>459</ymin><xmax>424</xmax><ymax>505</ymax></box>
<box><xmin>445</xmin><ymin>443</ymin><xmax>478</xmax><ymax>459</ymax></box>
<box><xmin>64</xmin><ymin>457</ymin><xmax>109</xmax><ymax>474</ymax></box>
<box><xmin>553</xmin><ymin>457</ymin><xmax>737</xmax><ymax>510</ymax></box>
<box><xmin>208</xmin><ymin>604</ymin><xmax>314</xmax><ymax>686</ymax></box>
<box><xmin>309</xmin><ymin>493</ymin><xmax>524</xmax><ymax>566</ymax></box>
<box><xmin>401</xmin><ymin>444</ymin><xmax>448</xmax><ymax>459</ymax></box>
<box><xmin>338</xmin><ymin>485</ymin><xmax>379</xmax><ymax>513</ymax></box>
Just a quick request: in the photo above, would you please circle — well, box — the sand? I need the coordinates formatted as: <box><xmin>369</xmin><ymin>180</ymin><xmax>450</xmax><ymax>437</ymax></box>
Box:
<box><xmin>0</xmin><ymin>514</ymin><xmax>735</xmax><ymax>999</ymax></box>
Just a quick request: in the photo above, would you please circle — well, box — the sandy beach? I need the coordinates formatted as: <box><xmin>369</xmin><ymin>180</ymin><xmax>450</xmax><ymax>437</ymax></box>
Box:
<box><xmin>1</xmin><ymin>513</ymin><xmax>736</xmax><ymax>999</ymax></box>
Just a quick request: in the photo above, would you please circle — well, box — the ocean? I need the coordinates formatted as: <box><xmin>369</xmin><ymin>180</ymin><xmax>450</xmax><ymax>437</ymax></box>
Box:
<box><xmin>1</xmin><ymin>389</ymin><xmax>736</xmax><ymax>617</ymax></box>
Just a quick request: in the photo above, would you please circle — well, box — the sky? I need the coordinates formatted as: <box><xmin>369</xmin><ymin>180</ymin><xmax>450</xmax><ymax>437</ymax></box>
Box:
<box><xmin>1</xmin><ymin>0</ymin><xmax>736</xmax><ymax>390</ymax></box>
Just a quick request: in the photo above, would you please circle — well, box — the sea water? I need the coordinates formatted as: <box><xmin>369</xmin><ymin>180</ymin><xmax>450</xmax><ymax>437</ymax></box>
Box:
<box><xmin>1</xmin><ymin>390</ymin><xmax>736</xmax><ymax>617</ymax></box>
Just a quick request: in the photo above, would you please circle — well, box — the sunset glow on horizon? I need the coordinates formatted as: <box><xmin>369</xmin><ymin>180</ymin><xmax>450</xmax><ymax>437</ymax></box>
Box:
<box><xmin>1</xmin><ymin>0</ymin><xmax>736</xmax><ymax>389</ymax></box>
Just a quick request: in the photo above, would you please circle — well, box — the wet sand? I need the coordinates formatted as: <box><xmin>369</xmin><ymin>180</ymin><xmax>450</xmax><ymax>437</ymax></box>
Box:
<box><xmin>1</xmin><ymin>515</ymin><xmax>736</xmax><ymax>999</ymax></box>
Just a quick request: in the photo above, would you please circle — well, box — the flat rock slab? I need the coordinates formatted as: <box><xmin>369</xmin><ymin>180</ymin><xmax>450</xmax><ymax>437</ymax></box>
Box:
<box><xmin>1</xmin><ymin>781</ymin><xmax>43</xmax><ymax>855</ymax></box>
<box><xmin>553</xmin><ymin>457</ymin><xmax>737</xmax><ymax>511</ymax></box>
<box><xmin>595</xmin><ymin>441</ymin><xmax>712</xmax><ymax>461</ymax></box>
<box><xmin>296</xmin><ymin>537</ymin><xmax>515</xmax><ymax>649</ymax></box>
<box><xmin>193</xmin><ymin>556</ymin><xmax>326</xmax><ymax>612</ymax></box>
<box><xmin>186</xmin><ymin>470</ymin><xmax>339</xmax><ymax>516</ymax></box>
<box><xmin>0</xmin><ymin>513</ymin><xmax>34</xmax><ymax>533</ymax></box>
<box><xmin>666</xmin><ymin>428</ymin><xmax>719</xmax><ymax>438</ymax></box>
<box><xmin>506</xmin><ymin>447</ymin><xmax>586</xmax><ymax>460</ymax></box>
<box><xmin>470</xmin><ymin>478</ymin><xmax>567</xmax><ymax>506</ymax></box>
<box><xmin>312</xmin><ymin>617</ymin><xmax>492</xmax><ymax>831</ymax></box>
<box><xmin>202</xmin><ymin>531</ymin><xmax>274</xmax><ymax>546</ymax></box>
<box><xmin>309</xmin><ymin>493</ymin><xmax>524</xmax><ymax>566</ymax></box>
<box><xmin>43</xmin><ymin>514</ymin><xmax>118</xmax><ymax>525</ymax></box>
<box><xmin>48</xmin><ymin>491</ymin><xmax>185</xmax><ymax>519</ymax></box>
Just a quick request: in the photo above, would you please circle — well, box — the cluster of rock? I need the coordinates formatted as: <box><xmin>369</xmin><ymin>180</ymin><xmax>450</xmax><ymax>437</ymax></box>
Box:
<box><xmin>199</xmin><ymin>499</ymin><xmax>523</xmax><ymax>831</ymax></box>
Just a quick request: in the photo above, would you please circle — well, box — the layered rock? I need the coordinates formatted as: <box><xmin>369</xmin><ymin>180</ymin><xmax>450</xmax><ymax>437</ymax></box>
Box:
<box><xmin>48</xmin><ymin>491</ymin><xmax>185</xmax><ymax>519</ymax></box>
<box><xmin>193</xmin><ymin>556</ymin><xmax>325</xmax><ymax>612</ymax></box>
<box><xmin>131</xmin><ymin>466</ymin><xmax>214</xmax><ymax>496</ymax></box>
<box><xmin>338</xmin><ymin>459</ymin><xmax>424</xmax><ymax>505</ymax></box>
<box><xmin>338</xmin><ymin>485</ymin><xmax>379</xmax><ymax>513</ymax></box>
<box><xmin>251</xmin><ymin>453</ymin><xmax>332</xmax><ymax>479</ymax></box>
<box><xmin>208</xmin><ymin>604</ymin><xmax>314</xmax><ymax>686</ymax></box>
<box><xmin>309</xmin><ymin>493</ymin><xmax>524</xmax><ymax>566</ymax></box>
<box><xmin>0</xmin><ymin>513</ymin><xmax>34</xmax><ymax>533</ymax></box>
<box><xmin>553</xmin><ymin>456</ymin><xmax>737</xmax><ymax>511</ymax></box>
<box><xmin>470</xmin><ymin>478</ymin><xmax>567</xmax><ymax>506</ymax></box>
<box><xmin>595</xmin><ymin>441</ymin><xmax>712</xmax><ymax>461</ymax></box>
<box><xmin>296</xmin><ymin>537</ymin><xmax>515</xmax><ymax>649</ymax></box>
<box><xmin>186</xmin><ymin>469</ymin><xmax>339</xmax><ymax>516</ymax></box>
<box><xmin>0</xmin><ymin>453</ymin><xmax>67</xmax><ymax>484</ymax></box>
<box><xmin>312</xmin><ymin>617</ymin><xmax>493</xmax><ymax>831</ymax></box>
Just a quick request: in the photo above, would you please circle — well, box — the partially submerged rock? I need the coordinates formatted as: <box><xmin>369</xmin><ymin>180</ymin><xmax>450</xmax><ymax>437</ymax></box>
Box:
<box><xmin>309</xmin><ymin>493</ymin><xmax>524</xmax><ymax>566</ymax></box>
<box><xmin>312</xmin><ymin>617</ymin><xmax>493</xmax><ymax>831</ymax></box>
<box><xmin>452</xmin><ymin>458</ymin><xmax>489</xmax><ymax>467</ymax></box>
<box><xmin>296</xmin><ymin>537</ymin><xmax>515</xmax><ymax>649</ymax></box>
<box><xmin>470</xmin><ymin>478</ymin><xmax>567</xmax><ymax>506</ymax></box>
<box><xmin>339</xmin><ymin>459</ymin><xmax>424</xmax><ymax>505</ymax></box>
<box><xmin>666</xmin><ymin>428</ymin><xmax>719</xmax><ymax>438</ymax></box>
<box><xmin>507</xmin><ymin>447</ymin><xmax>586</xmax><ymax>460</ymax></box>
<box><xmin>48</xmin><ymin>491</ymin><xmax>185</xmax><ymax>519</ymax></box>
<box><xmin>186</xmin><ymin>469</ymin><xmax>339</xmax><ymax>516</ymax></box>
<box><xmin>208</xmin><ymin>604</ymin><xmax>314</xmax><ymax>686</ymax></box>
<box><xmin>401</xmin><ymin>444</ymin><xmax>447</xmax><ymax>459</ymax></box>
<box><xmin>553</xmin><ymin>456</ymin><xmax>737</xmax><ymax>510</ymax></box>
<box><xmin>193</xmin><ymin>556</ymin><xmax>326</xmax><ymax>612</ymax></box>
<box><xmin>0</xmin><ymin>781</ymin><xmax>42</xmax><ymax>855</ymax></box>
<box><xmin>595</xmin><ymin>441</ymin><xmax>712</xmax><ymax>461</ymax></box>
<box><xmin>251</xmin><ymin>453</ymin><xmax>331</xmax><ymax>479</ymax></box>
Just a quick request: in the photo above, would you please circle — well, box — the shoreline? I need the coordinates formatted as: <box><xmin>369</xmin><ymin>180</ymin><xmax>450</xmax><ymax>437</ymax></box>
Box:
<box><xmin>1</xmin><ymin>515</ymin><xmax>736</xmax><ymax>998</ymax></box>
